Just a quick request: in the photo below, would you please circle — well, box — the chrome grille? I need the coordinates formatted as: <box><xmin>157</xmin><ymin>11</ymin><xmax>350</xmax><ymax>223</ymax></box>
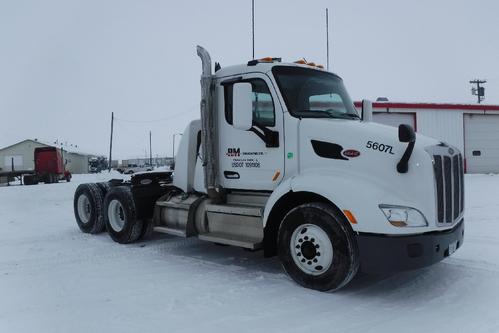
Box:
<box><xmin>431</xmin><ymin>146</ymin><xmax>464</xmax><ymax>225</ymax></box>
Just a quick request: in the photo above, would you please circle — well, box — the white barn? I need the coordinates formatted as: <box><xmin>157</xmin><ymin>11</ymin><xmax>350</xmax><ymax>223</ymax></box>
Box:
<box><xmin>356</xmin><ymin>101</ymin><xmax>499</xmax><ymax>173</ymax></box>
<box><xmin>0</xmin><ymin>139</ymin><xmax>92</xmax><ymax>174</ymax></box>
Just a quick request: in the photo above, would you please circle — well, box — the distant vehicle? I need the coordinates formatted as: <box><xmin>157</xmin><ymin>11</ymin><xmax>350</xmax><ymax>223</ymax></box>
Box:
<box><xmin>0</xmin><ymin>147</ymin><xmax>71</xmax><ymax>185</ymax></box>
<box><xmin>122</xmin><ymin>164</ymin><xmax>153</xmax><ymax>174</ymax></box>
<box><xmin>89</xmin><ymin>156</ymin><xmax>108</xmax><ymax>173</ymax></box>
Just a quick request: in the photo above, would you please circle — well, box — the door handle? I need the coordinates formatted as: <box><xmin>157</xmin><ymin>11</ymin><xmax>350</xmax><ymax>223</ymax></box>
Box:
<box><xmin>224</xmin><ymin>171</ymin><xmax>240</xmax><ymax>179</ymax></box>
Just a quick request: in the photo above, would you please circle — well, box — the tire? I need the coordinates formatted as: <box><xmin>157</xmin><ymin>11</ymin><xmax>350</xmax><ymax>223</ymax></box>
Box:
<box><xmin>278</xmin><ymin>202</ymin><xmax>359</xmax><ymax>292</ymax></box>
<box><xmin>96</xmin><ymin>182</ymin><xmax>111</xmax><ymax>196</ymax></box>
<box><xmin>103</xmin><ymin>186</ymin><xmax>143</xmax><ymax>244</ymax></box>
<box><xmin>139</xmin><ymin>218</ymin><xmax>154</xmax><ymax>240</ymax></box>
<box><xmin>65</xmin><ymin>174</ymin><xmax>71</xmax><ymax>182</ymax></box>
<box><xmin>74</xmin><ymin>183</ymin><xmax>106</xmax><ymax>234</ymax></box>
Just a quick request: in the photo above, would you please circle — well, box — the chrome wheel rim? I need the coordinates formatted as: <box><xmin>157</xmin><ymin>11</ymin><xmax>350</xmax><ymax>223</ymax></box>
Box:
<box><xmin>108</xmin><ymin>199</ymin><xmax>126</xmax><ymax>232</ymax></box>
<box><xmin>77</xmin><ymin>194</ymin><xmax>91</xmax><ymax>224</ymax></box>
<box><xmin>290</xmin><ymin>224</ymin><xmax>333</xmax><ymax>275</ymax></box>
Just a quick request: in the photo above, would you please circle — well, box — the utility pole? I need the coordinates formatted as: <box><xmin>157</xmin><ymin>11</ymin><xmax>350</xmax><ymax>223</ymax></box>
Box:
<box><xmin>108</xmin><ymin>112</ymin><xmax>114</xmax><ymax>172</ymax></box>
<box><xmin>326</xmin><ymin>8</ymin><xmax>330</xmax><ymax>71</ymax></box>
<box><xmin>470</xmin><ymin>79</ymin><xmax>486</xmax><ymax>104</ymax></box>
<box><xmin>149</xmin><ymin>130</ymin><xmax>152</xmax><ymax>167</ymax></box>
<box><xmin>252</xmin><ymin>0</ymin><xmax>255</xmax><ymax>59</ymax></box>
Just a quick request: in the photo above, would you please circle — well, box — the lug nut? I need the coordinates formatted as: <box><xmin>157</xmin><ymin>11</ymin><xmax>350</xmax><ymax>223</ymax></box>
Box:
<box><xmin>311</xmin><ymin>238</ymin><xmax>315</xmax><ymax>242</ymax></box>
<box><xmin>301</xmin><ymin>259</ymin><xmax>306</xmax><ymax>263</ymax></box>
<box><xmin>307</xmin><ymin>261</ymin><xmax>312</xmax><ymax>265</ymax></box>
<box><xmin>313</xmin><ymin>259</ymin><xmax>318</xmax><ymax>263</ymax></box>
<box><xmin>299</xmin><ymin>238</ymin><xmax>303</xmax><ymax>243</ymax></box>
<box><xmin>304</xmin><ymin>236</ymin><xmax>309</xmax><ymax>240</ymax></box>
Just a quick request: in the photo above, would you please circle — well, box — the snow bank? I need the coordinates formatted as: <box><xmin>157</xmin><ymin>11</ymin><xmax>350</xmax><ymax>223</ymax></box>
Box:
<box><xmin>0</xmin><ymin>174</ymin><xmax>498</xmax><ymax>332</ymax></box>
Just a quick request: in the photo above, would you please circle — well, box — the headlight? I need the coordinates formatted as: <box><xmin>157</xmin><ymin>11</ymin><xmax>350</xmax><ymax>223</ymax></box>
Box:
<box><xmin>379</xmin><ymin>205</ymin><xmax>428</xmax><ymax>227</ymax></box>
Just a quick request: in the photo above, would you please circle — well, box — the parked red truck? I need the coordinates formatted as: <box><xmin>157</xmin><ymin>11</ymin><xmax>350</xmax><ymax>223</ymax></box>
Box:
<box><xmin>0</xmin><ymin>147</ymin><xmax>72</xmax><ymax>185</ymax></box>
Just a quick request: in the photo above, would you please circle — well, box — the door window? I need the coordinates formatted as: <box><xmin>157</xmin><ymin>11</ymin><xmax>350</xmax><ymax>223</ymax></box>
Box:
<box><xmin>225</xmin><ymin>79</ymin><xmax>275</xmax><ymax>127</ymax></box>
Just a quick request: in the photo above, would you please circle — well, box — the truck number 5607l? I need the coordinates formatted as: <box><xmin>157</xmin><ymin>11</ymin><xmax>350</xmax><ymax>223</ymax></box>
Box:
<box><xmin>366</xmin><ymin>141</ymin><xmax>395</xmax><ymax>155</ymax></box>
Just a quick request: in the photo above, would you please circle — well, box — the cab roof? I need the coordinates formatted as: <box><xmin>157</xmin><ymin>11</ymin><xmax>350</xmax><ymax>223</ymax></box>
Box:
<box><xmin>213</xmin><ymin>61</ymin><xmax>341</xmax><ymax>79</ymax></box>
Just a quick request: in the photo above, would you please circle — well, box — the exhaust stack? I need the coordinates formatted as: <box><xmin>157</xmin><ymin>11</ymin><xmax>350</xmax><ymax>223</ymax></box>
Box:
<box><xmin>197</xmin><ymin>45</ymin><xmax>220</xmax><ymax>200</ymax></box>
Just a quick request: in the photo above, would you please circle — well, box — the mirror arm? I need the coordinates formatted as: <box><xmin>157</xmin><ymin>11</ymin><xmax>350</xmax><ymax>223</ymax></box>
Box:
<box><xmin>249</xmin><ymin>126</ymin><xmax>279</xmax><ymax>148</ymax></box>
<box><xmin>397</xmin><ymin>141</ymin><xmax>415</xmax><ymax>173</ymax></box>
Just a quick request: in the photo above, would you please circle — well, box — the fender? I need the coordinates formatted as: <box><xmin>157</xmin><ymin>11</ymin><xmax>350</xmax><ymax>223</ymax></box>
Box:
<box><xmin>263</xmin><ymin>168</ymin><xmax>436</xmax><ymax>235</ymax></box>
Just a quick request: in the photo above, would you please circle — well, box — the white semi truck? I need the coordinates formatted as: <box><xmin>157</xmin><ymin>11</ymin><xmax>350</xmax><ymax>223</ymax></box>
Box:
<box><xmin>73</xmin><ymin>46</ymin><xmax>464</xmax><ymax>291</ymax></box>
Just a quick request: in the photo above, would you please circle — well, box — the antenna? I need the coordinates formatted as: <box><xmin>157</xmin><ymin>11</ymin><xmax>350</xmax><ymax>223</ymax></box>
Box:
<box><xmin>326</xmin><ymin>8</ymin><xmax>330</xmax><ymax>71</ymax></box>
<box><xmin>252</xmin><ymin>0</ymin><xmax>255</xmax><ymax>59</ymax></box>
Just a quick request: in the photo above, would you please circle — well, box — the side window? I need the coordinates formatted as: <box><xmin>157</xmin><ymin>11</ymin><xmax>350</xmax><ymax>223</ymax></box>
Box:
<box><xmin>224</xmin><ymin>78</ymin><xmax>275</xmax><ymax>127</ymax></box>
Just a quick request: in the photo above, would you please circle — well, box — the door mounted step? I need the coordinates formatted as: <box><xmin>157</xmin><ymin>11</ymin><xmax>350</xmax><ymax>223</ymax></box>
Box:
<box><xmin>153</xmin><ymin>226</ymin><xmax>187</xmax><ymax>237</ymax></box>
<box><xmin>198</xmin><ymin>232</ymin><xmax>262</xmax><ymax>250</ymax></box>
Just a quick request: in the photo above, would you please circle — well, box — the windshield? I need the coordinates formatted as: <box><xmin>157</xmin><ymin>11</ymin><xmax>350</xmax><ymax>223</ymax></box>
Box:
<box><xmin>272</xmin><ymin>66</ymin><xmax>359</xmax><ymax>119</ymax></box>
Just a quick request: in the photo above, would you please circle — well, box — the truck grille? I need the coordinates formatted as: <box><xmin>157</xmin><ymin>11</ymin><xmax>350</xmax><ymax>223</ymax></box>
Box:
<box><xmin>432</xmin><ymin>150</ymin><xmax>464</xmax><ymax>225</ymax></box>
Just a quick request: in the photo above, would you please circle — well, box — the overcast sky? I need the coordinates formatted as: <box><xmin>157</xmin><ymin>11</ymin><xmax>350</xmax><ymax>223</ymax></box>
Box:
<box><xmin>1</xmin><ymin>0</ymin><xmax>498</xmax><ymax>159</ymax></box>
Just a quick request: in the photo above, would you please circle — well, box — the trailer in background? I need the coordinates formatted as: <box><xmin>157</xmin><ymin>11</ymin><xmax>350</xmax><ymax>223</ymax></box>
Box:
<box><xmin>0</xmin><ymin>147</ymin><xmax>71</xmax><ymax>185</ymax></box>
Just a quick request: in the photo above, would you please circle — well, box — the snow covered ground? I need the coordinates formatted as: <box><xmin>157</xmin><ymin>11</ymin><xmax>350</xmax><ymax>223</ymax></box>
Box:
<box><xmin>1</xmin><ymin>173</ymin><xmax>499</xmax><ymax>332</ymax></box>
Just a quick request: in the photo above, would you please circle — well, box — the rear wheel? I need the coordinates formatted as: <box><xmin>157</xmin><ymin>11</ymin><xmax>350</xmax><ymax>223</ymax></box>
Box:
<box><xmin>104</xmin><ymin>186</ymin><xmax>143</xmax><ymax>244</ymax></box>
<box><xmin>74</xmin><ymin>183</ymin><xmax>106</xmax><ymax>233</ymax></box>
<box><xmin>278</xmin><ymin>202</ymin><xmax>359</xmax><ymax>292</ymax></box>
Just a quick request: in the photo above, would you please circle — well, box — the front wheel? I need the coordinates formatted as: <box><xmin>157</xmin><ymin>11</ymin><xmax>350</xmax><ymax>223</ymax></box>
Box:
<box><xmin>104</xmin><ymin>186</ymin><xmax>143</xmax><ymax>244</ymax></box>
<box><xmin>278</xmin><ymin>202</ymin><xmax>359</xmax><ymax>292</ymax></box>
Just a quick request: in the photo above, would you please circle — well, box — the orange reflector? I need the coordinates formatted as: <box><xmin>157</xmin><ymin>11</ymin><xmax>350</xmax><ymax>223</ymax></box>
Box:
<box><xmin>272</xmin><ymin>170</ymin><xmax>281</xmax><ymax>181</ymax></box>
<box><xmin>259</xmin><ymin>57</ymin><xmax>273</xmax><ymax>62</ymax></box>
<box><xmin>316</xmin><ymin>64</ymin><xmax>324</xmax><ymax>69</ymax></box>
<box><xmin>307</xmin><ymin>62</ymin><xmax>316</xmax><ymax>67</ymax></box>
<box><xmin>389</xmin><ymin>221</ymin><xmax>407</xmax><ymax>227</ymax></box>
<box><xmin>294</xmin><ymin>59</ymin><xmax>307</xmax><ymax>64</ymax></box>
<box><xmin>343</xmin><ymin>210</ymin><xmax>357</xmax><ymax>224</ymax></box>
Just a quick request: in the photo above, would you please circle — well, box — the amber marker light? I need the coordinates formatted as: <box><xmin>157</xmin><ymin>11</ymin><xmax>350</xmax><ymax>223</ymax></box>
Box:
<box><xmin>343</xmin><ymin>210</ymin><xmax>358</xmax><ymax>224</ymax></box>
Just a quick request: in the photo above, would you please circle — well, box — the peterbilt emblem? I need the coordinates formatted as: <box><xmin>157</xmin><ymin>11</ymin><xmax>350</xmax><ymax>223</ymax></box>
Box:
<box><xmin>342</xmin><ymin>149</ymin><xmax>361</xmax><ymax>158</ymax></box>
<box><xmin>448</xmin><ymin>148</ymin><xmax>455</xmax><ymax>155</ymax></box>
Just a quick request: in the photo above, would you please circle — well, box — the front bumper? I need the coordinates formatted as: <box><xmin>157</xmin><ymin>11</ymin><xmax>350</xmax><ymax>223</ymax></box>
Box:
<box><xmin>356</xmin><ymin>219</ymin><xmax>464</xmax><ymax>274</ymax></box>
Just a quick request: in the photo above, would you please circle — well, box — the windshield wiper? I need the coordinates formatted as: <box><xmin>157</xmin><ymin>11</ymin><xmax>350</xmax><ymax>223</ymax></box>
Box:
<box><xmin>292</xmin><ymin>109</ymin><xmax>360</xmax><ymax>120</ymax></box>
<box><xmin>292</xmin><ymin>110</ymin><xmax>335</xmax><ymax>118</ymax></box>
<box><xmin>334</xmin><ymin>113</ymin><xmax>360</xmax><ymax>120</ymax></box>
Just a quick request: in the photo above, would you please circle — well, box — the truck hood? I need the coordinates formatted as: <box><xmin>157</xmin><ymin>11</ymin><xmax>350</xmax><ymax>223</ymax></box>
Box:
<box><xmin>297</xmin><ymin>118</ymin><xmax>441</xmax><ymax>214</ymax></box>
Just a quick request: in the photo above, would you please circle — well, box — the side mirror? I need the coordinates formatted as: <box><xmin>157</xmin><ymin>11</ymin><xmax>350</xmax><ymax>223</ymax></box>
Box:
<box><xmin>397</xmin><ymin>124</ymin><xmax>416</xmax><ymax>173</ymax></box>
<box><xmin>398</xmin><ymin>124</ymin><xmax>416</xmax><ymax>143</ymax></box>
<box><xmin>232</xmin><ymin>82</ymin><xmax>253</xmax><ymax>131</ymax></box>
<box><xmin>361</xmin><ymin>99</ymin><xmax>373</xmax><ymax>122</ymax></box>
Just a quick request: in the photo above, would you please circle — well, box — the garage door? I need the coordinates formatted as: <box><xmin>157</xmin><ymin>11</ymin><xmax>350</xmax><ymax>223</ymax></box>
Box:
<box><xmin>464</xmin><ymin>114</ymin><xmax>499</xmax><ymax>173</ymax></box>
<box><xmin>373</xmin><ymin>112</ymin><xmax>416</xmax><ymax>129</ymax></box>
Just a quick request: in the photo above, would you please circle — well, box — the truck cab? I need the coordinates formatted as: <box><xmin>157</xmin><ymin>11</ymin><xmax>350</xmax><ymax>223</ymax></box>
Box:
<box><xmin>74</xmin><ymin>47</ymin><xmax>464</xmax><ymax>291</ymax></box>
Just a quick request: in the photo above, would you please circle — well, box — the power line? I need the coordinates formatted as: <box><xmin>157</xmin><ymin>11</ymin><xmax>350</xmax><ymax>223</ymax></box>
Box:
<box><xmin>113</xmin><ymin>107</ymin><xmax>198</xmax><ymax>124</ymax></box>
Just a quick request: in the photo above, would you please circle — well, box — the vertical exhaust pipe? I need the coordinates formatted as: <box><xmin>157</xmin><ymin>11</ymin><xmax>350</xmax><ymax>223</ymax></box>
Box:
<box><xmin>197</xmin><ymin>45</ymin><xmax>220</xmax><ymax>200</ymax></box>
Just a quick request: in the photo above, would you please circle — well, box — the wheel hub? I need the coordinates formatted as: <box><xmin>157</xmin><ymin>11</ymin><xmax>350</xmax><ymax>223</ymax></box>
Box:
<box><xmin>290</xmin><ymin>224</ymin><xmax>334</xmax><ymax>275</ymax></box>
<box><xmin>108</xmin><ymin>199</ymin><xmax>126</xmax><ymax>232</ymax></box>
<box><xmin>77</xmin><ymin>194</ymin><xmax>91</xmax><ymax>224</ymax></box>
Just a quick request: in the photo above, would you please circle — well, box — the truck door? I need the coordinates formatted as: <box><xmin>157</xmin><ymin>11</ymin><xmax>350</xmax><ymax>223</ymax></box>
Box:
<box><xmin>217</xmin><ymin>73</ymin><xmax>284</xmax><ymax>191</ymax></box>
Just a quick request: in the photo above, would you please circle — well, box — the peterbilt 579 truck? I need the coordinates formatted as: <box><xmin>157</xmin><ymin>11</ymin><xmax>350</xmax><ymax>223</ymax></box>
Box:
<box><xmin>73</xmin><ymin>46</ymin><xmax>464</xmax><ymax>291</ymax></box>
